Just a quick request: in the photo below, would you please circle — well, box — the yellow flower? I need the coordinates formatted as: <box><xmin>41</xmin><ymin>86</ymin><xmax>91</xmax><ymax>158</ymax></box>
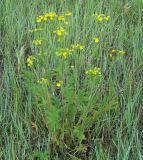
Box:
<box><xmin>55</xmin><ymin>81</ymin><xmax>63</xmax><ymax>88</ymax></box>
<box><xmin>36</xmin><ymin>16</ymin><xmax>44</xmax><ymax>23</ymax></box>
<box><xmin>97</xmin><ymin>16</ymin><xmax>103</xmax><ymax>22</ymax></box>
<box><xmin>43</xmin><ymin>16</ymin><xmax>48</xmax><ymax>21</ymax></box>
<box><xmin>64</xmin><ymin>12</ymin><xmax>72</xmax><ymax>16</ymax></box>
<box><xmin>86</xmin><ymin>67</ymin><xmax>101</xmax><ymax>76</ymax></box>
<box><xmin>62</xmin><ymin>52</ymin><xmax>68</xmax><ymax>59</ymax></box>
<box><xmin>58</xmin><ymin>15</ymin><xmax>65</xmax><ymax>21</ymax></box>
<box><xmin>93</xmin><ymin>13</ymin><xmax>110</xmax><ymax>22</ymax></box>
<box><xmin>71</xmin><ymin>44</ymin><xmax>85</xmax><ymax>51</ymax></box>
<box><xmin>26</xmin><ymin>56</ymin><xmax>35</xmax><ymax>67</ymax></box>
<box><xmin>37</xmin><ymin>78</ymin><xmax>48</xmax><ymax>85</ymax></box>
<box><xmin>56</xmin><ymin>48</ymin><xmax>72</xmax><ymax>59</ymax></box>
<box><xmin>36</xmin><ymin>12</ymin><xmax>57</xmax><ymax>23</ymax></box>
<box><xmin>110</xmin><ymin>49</ymin><xmax>126</xmax><ymax>58</ymax></box>
<box><xmin>79</xmin><ymin>45</ymin><xmax>84</xmax><ymax>50</ymax></box>
<box><xmin>111</xmin><ymin>49</ymin><xmax>126</xmax><ymax>54</ymax></box>
<box><xmin>111</xmin><ymin>49</ymin><xmax>117</xmax><ymax>53</ymax></box>
<box><xmin>53</xmin><ymin>27</ymin><xmax>67</xmax><ymax>41</ymax></box>
<box><xmin>118</xmin><ymin>50</ymin><xmax>126</xmax><ymax>54</ymax></box>
<box><xmin>93</xmin><ymin>37</ymin><xmax>100</xmax><ymax>43</ymax></box>
<box><xmin>44</xmin><ymin>12</ymin><xmax>57</xmax><ymax>21</ymax></box>
<box><xmin>54</xmin><ymin>27</ymin><xmax>66</xmax><ymax>36</ymax></box>
<box><xmin>105</xmin><ymin>16</ymin><xmax>110</xmax><ymax>21</ymax></box>
<box><xmin>33</xmin><ymin>39</ymin><xmax>42</xmax><ymax>46</ymax></box>
<box><xmin>70</xmin><ymin>65</ymin><xmax>75</xmax><ymax>69</ymax></box>
<box><xmin>109</xmin><ymin>53</ymin><xmax>113</xmax><ymax>58</ymax></box>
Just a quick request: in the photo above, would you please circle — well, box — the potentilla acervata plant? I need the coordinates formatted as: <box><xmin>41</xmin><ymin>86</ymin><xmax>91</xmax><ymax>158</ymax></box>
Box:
<box><xmin>2</xmin><ymin>1</ymin><xmax>142</xmax><ymax>159</ymax></box>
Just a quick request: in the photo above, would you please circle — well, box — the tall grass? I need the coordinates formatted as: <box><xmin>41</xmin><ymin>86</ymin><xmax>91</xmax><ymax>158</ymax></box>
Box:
<box><xmin>1</xmin><ymin>0</ymin><xmax>143</xmax><ymax>159</ymax></box>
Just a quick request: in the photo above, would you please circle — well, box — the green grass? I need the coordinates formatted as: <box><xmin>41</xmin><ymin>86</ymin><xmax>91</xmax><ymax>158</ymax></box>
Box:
<box><xmin>1</xmin><ymin>0</ymin><xmax>143</xmax><ymax>159</ymax></box>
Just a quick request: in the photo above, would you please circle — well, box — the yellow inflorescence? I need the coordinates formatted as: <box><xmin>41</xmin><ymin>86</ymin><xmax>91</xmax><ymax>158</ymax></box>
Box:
<box><xmin>44</xmin><ymin>12</ymin><xmax>57</xmax><ymax>21</ymax></box>
<box><xmin>71</xmin><ymin>44</ymin><xmax>85</xmax><ymax>51</ymax></box>
<box><xmin>64</xmin><ymin>12</ymin><xmax>72</xmax><ymax>16</ymax></box>
<box><xmin>85</xmin><ymin>67</ymin><xmax>102</xmax><ymax>76</ymax></box>
<box><xmin>36</xmin><ymin>16</ymin><xmax>44</xmax><ymax>23</ymax></box>
<box><xmin>92</xmin><ymin>13</ymin><xmax>110</xmax><ymax>22</ymax></box>
<box><xmin>36</xmin><ymin>12</ymin><xmax>57</xmax><ymax>23</ymax></box>
<box><xmin>54</xmin><ymin>27</ymin><xmax>66</xmax><ymax>36</ymax></box>
<box><xmin>36</xmin><ymin>12</ymin><xmax>72</xmax><ymax>23</ymax></box>
<box><xmin>57</xmin><ymin>15</ymin><xmax>69</xmax><ymax>24</ymax></box>
<box><xmin>110</xmin><ymin>49</ymin><xmax>126</xmax><ymax>57</ymax></box>
<box><xmin>112</xmin><ymin>49</ymin><xmax>126</xmax><ymax>54</ymax></box>
<box><xmin>53</xmin><ymin>27</ymin><xmax>67</xmax><ymax>41</ymax></box>
<box><xmin>58</xmin><ymin>15</ymin><xmax>65</xmax><ymax>21</ymax></box>
<box><xmin>93</xmin><ymin>37</ymin><xmax>100</xmax><ymax>43</ymax></box>
<box><xmin>55</xmin><ymin>81</ymin><xmax>63</xmax><ymax>88</ymax></box>
<box><xmin>33</xmin><ymin>39</ymin><xmax>42</xmax><ymax>46</ymax></box>
<box><xmin>37</xmin><ymin>78</ymin><xmax>48</xmax><ymax>85</ymax></box>
<box><xmin>56</xmin><ymin>48</ymin><xmax>73</xmax><ymax>59</ymax></box>
<box><xmin>70</xmin><ymin>65</ymin><xmax>75</xmax><ymax>69</ymax></box>
<box><xmin>26</xmin><ymin>56</ymin><xmax>35</xmax><ymax>67</ymax></box>
<box><xmin>56</xmin><ymin>44</ymin><xmax>85</xmax><ymax>59</ymax></box>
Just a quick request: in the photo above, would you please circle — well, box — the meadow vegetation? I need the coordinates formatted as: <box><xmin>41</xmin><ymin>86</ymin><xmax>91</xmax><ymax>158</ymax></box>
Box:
<box><xmin>1</xmin><ymin>0</ymin><xmax>143</xmax><ymax>159</ymax></box>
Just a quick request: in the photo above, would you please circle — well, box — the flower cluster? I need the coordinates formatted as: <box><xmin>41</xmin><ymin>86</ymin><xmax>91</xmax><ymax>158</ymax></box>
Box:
<box><xmin>64</xmin><ymin>12</ymin><xmax>72</xmax><ymax>16</ymax></box>
<box><xmin>36</xmin><ymin>12</ymin><xmax>72</xmax><ymax>23</ymax></box>
<box><xmin>71</xmin><ymin>44</ymin><xmax>85</xmax><ymax>51</ymax></box>
<box><xmin>53</xmin><ymin>27</ymin><xmax>67</xmax><ymax>41</ymax></box>
<box><xmin>70</xmin><ymin>65</ymin><xmax>75</xmax><ymax>69</ymax></box>
<box><xmin>92</xmin><ymin>13</ymin><xmax>110</xmax><ymax>22</ymax></box>
<box><xmin>56</xmin><ymin>48</ymin><xmax>73</xmax><ymax>59</ymax></box>
<box><xmin>85</xmin><ymin>67</ymin><xmax>102</xmax><ymax>76</ymax></box>
<box><xmin>93</xmin><ymin>37</ymin><xmax>100</xmax><ymax>43</ymax></box>
<box><xmin>55</xmin><ymin>81</ymin><xmax>63</xmax><ymax>88</ymax></box>
<box><xmin>36</xmin><ymin>12</ymin><xmax>57</xmax><ymax>23</ymax></box>
<box><xmin>56</xmin><ymin>44</ymin><xmax>84</xmax><ymax>59</ymax></box>
<box><xmin>58</xmin><ymin>13</ymin><xmax>72</xmax><ymax>24</ymax></box>
<box><xmin>26</xmin><ymin>56</ymin><xmax>35</xmax><ymax>67</ymax></box>
<box><xmin>33</xmin><ymin>39</ymin><xmax>42</xmax><ymax>46</ymax></box>
<box><xmin>37</xmin><ymin>78</ymin><xmax>48</xmax><ymax>85</ymax></box>
<box><xmin>58</xmin><ymin>15</ymin><xmax>65</xmax><ymax>21</ymax></box>
<box><xmin>31</xmin><ymin>12</ymin><xmax>72</xmax><ymax>43</ymax></box>
<box><xmin>109</xmin><ymin>49</ymin><xmax>126</xmax><ymax>57</ymax></box>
